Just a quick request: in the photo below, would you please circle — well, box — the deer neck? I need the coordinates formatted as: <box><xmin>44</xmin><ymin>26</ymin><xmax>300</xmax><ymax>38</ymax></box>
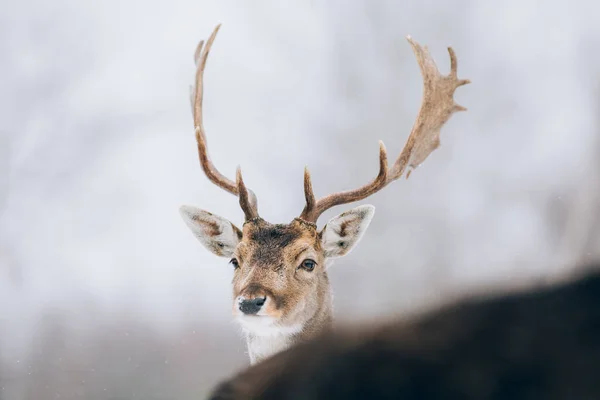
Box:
<box><xmin>245</xmin><ymin>290</ymin><xmax>333</xmax><ymax>365</ymax></box>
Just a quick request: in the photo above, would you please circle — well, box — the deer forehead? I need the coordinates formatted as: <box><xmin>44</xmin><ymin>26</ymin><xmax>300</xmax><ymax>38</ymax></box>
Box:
<box><xmin>237</xmin><ymin>220</ymin><xmax>321</xmax><ymax>266</ymax></box>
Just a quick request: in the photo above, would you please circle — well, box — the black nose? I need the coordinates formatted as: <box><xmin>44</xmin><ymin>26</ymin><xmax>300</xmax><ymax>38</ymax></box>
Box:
<box><xmin>239</xmin><ymin>297</ymin><xmax>266</xmax><ymax>315</ymax></box>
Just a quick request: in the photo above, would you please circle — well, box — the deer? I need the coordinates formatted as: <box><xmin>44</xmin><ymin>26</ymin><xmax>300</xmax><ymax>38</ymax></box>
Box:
<box><xmin>209</xmin><ymin>264</ymin><xmax>600</xmax><ymax>399</ymax></box>
<box><xmin>179</xmin><ymin>24</ymin><xmax>470</xmax><ymax>365</ymax></box>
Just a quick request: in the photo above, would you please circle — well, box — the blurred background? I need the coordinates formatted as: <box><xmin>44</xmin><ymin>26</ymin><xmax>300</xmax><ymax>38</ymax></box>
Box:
<box><xmin>2</xmin><ymin>0</ymin><xmax>600</xmax><ymax>398</ymax></box>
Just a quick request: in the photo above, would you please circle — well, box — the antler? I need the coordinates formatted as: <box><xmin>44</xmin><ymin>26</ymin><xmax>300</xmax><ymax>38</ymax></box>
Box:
<box><xmin>299</xmin><ymin>36</ymin><xmax>470</xmax><ymax>223</ymax></box>
<box><xmin>190</xmin><ymin>24</ymin><xmax>259</xmax><ymax>221</ymax></box>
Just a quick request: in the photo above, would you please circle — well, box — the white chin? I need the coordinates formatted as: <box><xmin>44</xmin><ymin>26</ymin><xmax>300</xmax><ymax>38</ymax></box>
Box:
<box><xmin>236</xmin><ymin>315</ymin><xmax>278</xmax><ymax>335</ymax></box>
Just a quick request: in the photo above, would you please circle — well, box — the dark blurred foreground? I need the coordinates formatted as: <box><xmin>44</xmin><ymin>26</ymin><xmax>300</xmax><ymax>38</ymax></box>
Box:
<box><xmin>211</xmin><ymin>264</ymin><xmax>600</xmax><ymax>399</ymax></box>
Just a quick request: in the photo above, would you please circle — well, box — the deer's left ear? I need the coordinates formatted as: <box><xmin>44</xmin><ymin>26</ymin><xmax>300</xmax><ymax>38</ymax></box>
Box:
<box><xmin>319</xmin><ymin>205</ymin><xmax>375</xmax><ymax>258</ymax></box>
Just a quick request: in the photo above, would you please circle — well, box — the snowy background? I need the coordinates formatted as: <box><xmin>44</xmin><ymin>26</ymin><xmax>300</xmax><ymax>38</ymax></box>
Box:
<box><xmin>2</xmin><ymin>0</ymin><xmax>600</xmax><ymax>398</ymax></box>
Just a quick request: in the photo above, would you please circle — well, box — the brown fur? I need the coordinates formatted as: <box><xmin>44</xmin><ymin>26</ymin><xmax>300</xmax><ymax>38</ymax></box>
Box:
<box><xmin>232</xmin><ymin>219</ymin><xmax>330</xmax><ymax>331</ymax></box>
<box><xmin>180</xmin><ymin>204</ymin><xmax>373</xmax><ymax>363</ymax></box>
<box><xmin>210</xmin><ymin>265</ymin><xmax>600</xmax><ymax>399</ymax></box>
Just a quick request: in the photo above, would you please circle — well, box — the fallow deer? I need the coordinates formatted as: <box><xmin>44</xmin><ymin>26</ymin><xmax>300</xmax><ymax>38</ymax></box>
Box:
<box><xmin>179</xmin><ymin>24</ymin><xmax>470</xmax><ymax>364</ymax></box>
<box><xmin>209</xmin><ymin>265</ymin><xmax>600</xmax><ymax>399</ymax></box>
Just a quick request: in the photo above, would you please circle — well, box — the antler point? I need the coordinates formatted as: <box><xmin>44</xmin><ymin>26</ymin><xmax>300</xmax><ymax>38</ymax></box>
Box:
<box><xmin>378</xmin><ymin>140</ymin><xmax>388</xmax><ymax>157</ymax></box>
<box><xmin>453</xmin><ymin>104</ymin><xmax>468</xmax><ymax>112</ymax></box>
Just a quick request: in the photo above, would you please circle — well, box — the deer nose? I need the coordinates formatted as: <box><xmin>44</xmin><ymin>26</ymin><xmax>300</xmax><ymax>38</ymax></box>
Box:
<box><xmin>238</xmin><ymin>296</ymin><xmax>266</xmax><ymax>315</ymax></box>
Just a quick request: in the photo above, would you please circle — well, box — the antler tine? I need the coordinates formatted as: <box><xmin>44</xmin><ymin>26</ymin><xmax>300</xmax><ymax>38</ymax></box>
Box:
<box><xmin>299</xmin><ymin>142</ymin><xmax>388</xmax><ymax>222</ymax></box>
<box><xmin>236</xmin><ymin>167</ymin><xmax>259</xmax><ymax>221</ymax></box>
<box><xmin>299</xmin><ymin>36</ymin><xmax>470</xmax><ymax>223</ymax></box>
<box><xmin>302</xmin><ymin>166</ymin><xmax>316</xmax><ymax>214</ymax></box>
<box><xmin>190</xmin><ymin>24</ymin><xmax>259</xmax><ymax>219</ymax></box>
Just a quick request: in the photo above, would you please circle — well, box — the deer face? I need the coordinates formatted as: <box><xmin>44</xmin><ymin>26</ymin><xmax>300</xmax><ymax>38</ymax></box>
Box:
<box><xmin>180</xmin><ymin>205</ymin><xmax>375</xmax><ymax>335</ymax></box>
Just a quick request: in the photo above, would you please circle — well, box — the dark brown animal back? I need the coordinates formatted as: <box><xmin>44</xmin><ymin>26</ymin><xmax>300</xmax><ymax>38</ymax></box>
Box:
<box><xmin>209</xmin><ymin>265</ymin><xmax>600</xmax><ymax>400</ymax></box>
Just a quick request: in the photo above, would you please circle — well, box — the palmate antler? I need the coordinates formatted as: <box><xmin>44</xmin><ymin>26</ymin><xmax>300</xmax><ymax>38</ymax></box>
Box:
<box><xmin>299</xmin><ymin>36</ymin><xmax>470</xmax><ymax>223</ymax></box>
<box><xmin>190</xmin><ymin>24</ymin><xmax>259</xmax><ymax>221</ymax></box>
<box><xmin>189</xmin><ymin>25</ymin><xmax>470</xmax><ymax>224</ymax></box>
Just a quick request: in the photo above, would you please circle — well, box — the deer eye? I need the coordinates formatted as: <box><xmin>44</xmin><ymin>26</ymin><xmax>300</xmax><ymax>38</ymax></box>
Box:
<box><xmin>229</xmin><ymin>258</ymin><xmax>239</xmax><ymax>269</ymax></box>
<box><xmin>300</xmin><ymin>259</ymin><xmax>316</xmax><ymax>271</ymax></box>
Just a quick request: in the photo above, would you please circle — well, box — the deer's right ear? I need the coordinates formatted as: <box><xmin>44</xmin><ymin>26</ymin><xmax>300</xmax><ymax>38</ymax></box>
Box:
<box><xmin>179</xmin><ymin>205</ymin><xmax>242</xmax><ymax>257</ymax></box>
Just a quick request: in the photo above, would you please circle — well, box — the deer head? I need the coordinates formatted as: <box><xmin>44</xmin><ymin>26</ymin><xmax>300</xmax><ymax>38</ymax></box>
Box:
<box><xmin>179</xmin><ymin>24</ymin><xmax>470</xmax><ymax>363</ymax></box>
